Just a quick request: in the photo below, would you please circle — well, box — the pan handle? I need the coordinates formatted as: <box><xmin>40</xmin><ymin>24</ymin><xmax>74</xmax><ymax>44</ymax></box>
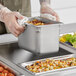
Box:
<box><xmin>18</xmin><ymin>16</ymin><xmax>28</xmax><ymax>27</ymax></box>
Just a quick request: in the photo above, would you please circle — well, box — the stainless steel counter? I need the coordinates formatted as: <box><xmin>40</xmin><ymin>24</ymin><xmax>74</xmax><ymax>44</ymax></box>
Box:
<box><xmin>0</xmin><ymin>42</ymin><xmax>72</xmax><ymax>64</ymax></box>
<box><xmin>0</xmin><ymin>42</ymin><xmax>73</xmax><ymax>76</ymax></box>
<box><xmin>0</xmin><ymin>32</ymin><xmax>76</xmax><ymax>76</ymax></box>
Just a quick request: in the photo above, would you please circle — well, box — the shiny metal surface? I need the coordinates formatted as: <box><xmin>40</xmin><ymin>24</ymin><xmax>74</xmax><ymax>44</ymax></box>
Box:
<box><xmin>19</xmin><ymin>54</ymin><xmax>76</xmax><ymax>76</ymax></box>
<box><xmin>0</xmin><ymin>42</ymin><xmax>71</xmax><ymax>64</ymax></box>
<box><xmin>0</xmin><ymin>34</ymin><xmax>18</xmax><ymax>45</ymax></box>
<box><xmin>60</xmin><ymin>42</ymin><xmax>76</xmax><ymax>54</ymax></box>
<box><xmin>0</xmin><ymin>34</ymin><xmax>75</xmax><ymax>76</ymax></box>
<box><xmin>0</xmin><ymin>55</ymin><xmax>25</xmax><ymax>76</ymax></box>
<box><xmin>0</xmin><ymin>60</ymin><xmax>21</xmax><ymax>76</ymax></box>
<box><xmin>0</xmin><ymin>42</ymin><xmax>73</xmax><ymax>76</ymax></box>
<box><xmin>18</xmin><ymin>17</ymin><xmax>61</xmax><ymax>54</ymax></box>
<box><xmin>60</xmin><ymin>23</ymin><xmax>76</xmax><ymax>34</ymax></box>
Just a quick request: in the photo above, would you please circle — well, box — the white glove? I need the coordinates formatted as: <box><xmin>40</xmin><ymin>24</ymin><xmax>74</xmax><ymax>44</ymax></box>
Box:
<box><xmin>41</xmin><ymin>13</ymin><xmax>56</xmax><ymax>21</ymax></box>
<box><xmin>0</xmin><ymin>5</ymin><xmax>24</xmax><ymax>37</ymax></box>
<box><xmin>0</xmin><ymin>5</ymin><xmax>11</xmax><ymax>22</ymax></box>
<box><xmin>40</xmin><ymin>2</ymin><xmax>60</xmax><ymax>21</ymax></box>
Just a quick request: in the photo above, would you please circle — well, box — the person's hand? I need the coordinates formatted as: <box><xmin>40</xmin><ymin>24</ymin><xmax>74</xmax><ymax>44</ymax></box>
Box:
<box><xmin>3</xmin><ymin>12</ymin><xmax>25</xmax><ymax>37</ymax></box>
<box><xmin>40</xmin><ymin>2</ymin><xmax>60</xmax><ymax>21</ymax></box>
<box><xmin>0</xmin><ymin>6</ymin><xmax>25</xmax><ymax>36</ymax></box>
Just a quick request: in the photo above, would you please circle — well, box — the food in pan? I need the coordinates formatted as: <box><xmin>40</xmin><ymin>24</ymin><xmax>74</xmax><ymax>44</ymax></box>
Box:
<box><xmin>27</xmin><ymin>19</ymin><xmax>45</xmax><ymax>26</ymax></box>
<box><xmin>0</xmin><ymin>63</ymin><xmax>15</xmax><ymax>76</ymax></box>
<box><xmin>59</xmin><ymin>33</ymin><xmax>76</xmax><ymax>48</ymax></box>
<box><xmin>26</xmin><ymin>57</ymin><xmax>76</xmax><ymax>73</ymax></box>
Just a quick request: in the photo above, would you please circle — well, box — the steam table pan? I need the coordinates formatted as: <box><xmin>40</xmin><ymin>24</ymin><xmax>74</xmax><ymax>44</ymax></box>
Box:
<box><xmin>0</xmin><ymin>57</ymin><xmax>22</xmax><ymax>76</ymax></box>
<box><xmin>18</xmin><ymin>17</ymin><xmax>62</xmax><ymax>54</ymax></box>
<box><xmin>18</xmin><ymin>54</ymin><xmax>76</xmax><ymax>76</ymax></box>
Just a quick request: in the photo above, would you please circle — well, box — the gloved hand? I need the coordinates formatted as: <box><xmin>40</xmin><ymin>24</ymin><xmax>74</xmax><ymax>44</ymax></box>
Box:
<box><xmin>40</xmin><ymin>2</ymin><xmax>60</xmax><ymax>21</ymax></box>
<box><xmin>0</xmin><ymin>6</ymin><xmax>24</xmax><ymax>37</ymax></box>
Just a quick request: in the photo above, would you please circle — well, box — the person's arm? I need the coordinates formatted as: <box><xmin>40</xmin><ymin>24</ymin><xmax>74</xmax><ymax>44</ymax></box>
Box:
<box><xmin>0</xmin><ymin>4</ymin><xmax>24</xmax><ymax>36</ymax></box>
<box><xmin>0</xmin><ymin>4</ymin><xmax>11</xmax><ymax>21</ymax></box>
<box><xmin>39</xmin><ymin>0</ymin><xmax>60</xmax><ymax>21</ymax></box>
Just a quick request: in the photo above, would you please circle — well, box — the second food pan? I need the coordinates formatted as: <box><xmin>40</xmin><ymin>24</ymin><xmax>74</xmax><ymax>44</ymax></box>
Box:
<box><xmin>0</xmin><ymin>60</ymin><xmax>21</xmax><ymax>76</ymax></box>
<box><xmin>18</xmin><ymin>17</ymin><xmax>62</xmax><ymax>54</ymax></box>
<box><xmin>59</xmin><ymin>33</ymin><xmax>76</xmax><ymax>54</ymax></box>
<box><xmin>18</xmin><ymin>54</ymin><xmax>76</xmax><ymax>76</ymax></box>
<box><xmin>60</xmin><ymin>42</ymin><xmax>76</xmax><ymax>54</ymax></box>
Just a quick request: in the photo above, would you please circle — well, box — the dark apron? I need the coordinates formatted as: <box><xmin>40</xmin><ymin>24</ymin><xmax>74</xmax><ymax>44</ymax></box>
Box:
<box><xmin>0</xmin><ymin>0</ymin><xmax>31</xmax><ymax>34</ymax></box>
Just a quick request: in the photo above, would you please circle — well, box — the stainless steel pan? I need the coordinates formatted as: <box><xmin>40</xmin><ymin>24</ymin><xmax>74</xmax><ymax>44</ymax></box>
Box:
<box><xmin>0</xmin><ymin>56</ymin><xmax>24</xmax><ymax>76</ymax></box>
<box><xmin>18</xmin><ymin>17</ymin><xmax>62</xmax><ymax>54</ymax></box>
<box><xmin>18</xmin><ymin>54</ymin><xmax>76</xmax><ymax>76</ymax></box>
